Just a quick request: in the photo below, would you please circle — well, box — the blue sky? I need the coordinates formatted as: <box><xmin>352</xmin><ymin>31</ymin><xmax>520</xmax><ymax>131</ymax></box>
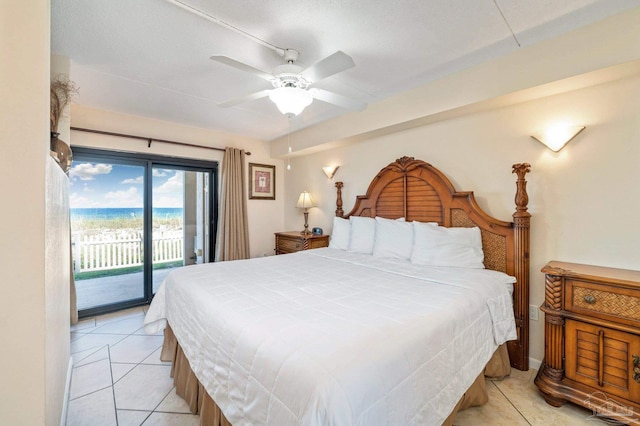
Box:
<box><xmin>69</xmin><ymin>162</ymin><xmax>183</xmax><ymax>208</ymax></box>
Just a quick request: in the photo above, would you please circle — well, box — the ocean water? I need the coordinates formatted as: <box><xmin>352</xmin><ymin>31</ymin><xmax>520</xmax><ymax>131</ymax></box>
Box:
<box><xmin>71</xmin><ymin>207</ymin><xmax>183</xmax><ymax>221</ymax></box>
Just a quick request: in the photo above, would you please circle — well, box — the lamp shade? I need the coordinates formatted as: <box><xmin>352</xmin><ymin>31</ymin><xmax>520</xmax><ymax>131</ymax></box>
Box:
<box><xmin>269</xmin><ymin>87</ymin><xmax>313</xmax><ymax>116</ymax></box>
<box><xmin>296</xmin><ymin>191</ymin><xmax>316</xmax><ymax>209</ymax></box>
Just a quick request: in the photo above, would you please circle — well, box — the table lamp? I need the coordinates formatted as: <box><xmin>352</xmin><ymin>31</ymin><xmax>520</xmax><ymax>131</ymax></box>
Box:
<box><xmin>296</xmin><ymin>191</ymin><xmax>316</xmax><ymax>235</ymax></box>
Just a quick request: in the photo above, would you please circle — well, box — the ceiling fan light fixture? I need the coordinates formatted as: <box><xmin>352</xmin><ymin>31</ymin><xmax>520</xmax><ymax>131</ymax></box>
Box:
<box><xmin>268</xmin><ymin>87</ymin><xmax>313</xmax><ymax>116</ymax></box>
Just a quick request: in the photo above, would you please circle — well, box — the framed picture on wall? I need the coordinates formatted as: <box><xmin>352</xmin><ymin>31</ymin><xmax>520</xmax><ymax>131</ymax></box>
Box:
<box><xmin>248</xmin><ymin>163</ymin><xmax>276</xmax><ymax>200</ymax></box>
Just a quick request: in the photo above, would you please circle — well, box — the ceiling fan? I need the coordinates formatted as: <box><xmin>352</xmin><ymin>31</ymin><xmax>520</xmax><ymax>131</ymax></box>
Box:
<box><xmin>210</xmin><ymin>49</ymin><xmax>367</xmax><ymax>116</ymax></box>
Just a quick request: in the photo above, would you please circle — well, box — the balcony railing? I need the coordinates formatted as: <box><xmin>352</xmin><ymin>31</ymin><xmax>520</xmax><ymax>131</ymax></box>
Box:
<box><xmin>72</xmin><ymin>231</ymin><xmax>183</xmax><ymax>273</ymax></box>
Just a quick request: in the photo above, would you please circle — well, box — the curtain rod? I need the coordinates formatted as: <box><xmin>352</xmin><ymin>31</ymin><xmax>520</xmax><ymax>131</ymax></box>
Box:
<box><xmin>70</xmin><ymin>127</ymin><xmax>251</xmax><ymax>155</ymax></box>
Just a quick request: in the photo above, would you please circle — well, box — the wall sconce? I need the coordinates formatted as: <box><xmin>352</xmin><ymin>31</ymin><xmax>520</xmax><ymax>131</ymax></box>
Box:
<box><xmin>531</xmin><ymin>125</ymin><xmax>585</xmax><ymax>152</ymax></box>
<box><xmin>296</xmin><ymin>191</ymin><xmax>316</xmax><ymax>235</ymax></box>
<box><xmin>322</xmin><ymin>165</ymin><xmax>339</xmax><ymax>179</ymax></box>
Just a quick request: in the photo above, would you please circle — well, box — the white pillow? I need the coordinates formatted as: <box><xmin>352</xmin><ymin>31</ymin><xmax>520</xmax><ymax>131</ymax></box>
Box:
<box><xmin>372</xmin><ymin>216</ymin><xmax>414</xmax><ymax>259</ymax></box>
<box><xmin>329</xmin><ymin>217</ymin><xmax>351</xmax><ymax>250</ymax></box>
<box><xmin>347</xmin><ymin>216</ymin><xmax>376</xmax><ymax>254</ymax></box>
<box><xmin>411</xmin><ymin>222</ymin><xmax>485</xmax><ymax>269</ymax></box>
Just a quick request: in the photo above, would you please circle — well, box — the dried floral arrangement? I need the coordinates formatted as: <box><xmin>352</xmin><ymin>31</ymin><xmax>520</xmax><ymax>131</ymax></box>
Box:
<box><xmin>50</xmin><ymin>74</ymin><xmax>78</xmax><ymax>133</ymax></box>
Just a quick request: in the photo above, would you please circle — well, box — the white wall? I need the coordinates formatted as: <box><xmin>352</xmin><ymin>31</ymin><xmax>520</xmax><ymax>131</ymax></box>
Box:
<box><xmin>70</xmin><ymin>105</ymin><xmax>285</xmax><ymax>258</ymax></box>
<box><xmin>45</xmin><ymin>158</ymin><xmax>71</xmax><ymax>425</ymax></box>
<box><xmin>47</xmin><ymin>55</ymin><xmax>72</xmax><ymax>424</ymax></box>
<box><xmin>0</xmin><ymin>1</ymin><xmax>71</xmax><ymax>424</ymax></box>
<box><xmin>283</xmin><ymin>72</ymin><xmax>640</xmax><ymax>365</ymax></box>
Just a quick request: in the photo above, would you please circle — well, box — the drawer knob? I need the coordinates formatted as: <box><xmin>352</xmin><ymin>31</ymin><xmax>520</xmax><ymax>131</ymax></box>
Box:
<box><xmin>633</xmin><ymin>354</ymin><xmax>640</xmax><ymax>384</ymax></box>
<box><xmin>583</xmin><ymin>294</ymin><xmax>596</xmax><ymax>304</ymax></box>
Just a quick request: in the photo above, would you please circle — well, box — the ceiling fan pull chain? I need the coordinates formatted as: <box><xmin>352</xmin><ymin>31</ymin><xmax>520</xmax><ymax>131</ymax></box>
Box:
<box><xmin>287</xmin><ymin>116</ymin><xmax>292</xmax><ymax>171</ymax></box>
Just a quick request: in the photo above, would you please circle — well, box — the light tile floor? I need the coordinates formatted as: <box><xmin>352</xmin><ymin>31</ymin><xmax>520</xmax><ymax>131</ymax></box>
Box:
<box><xmin>68</xmin><ymin>307</ymin><xmax>612</xmax><ymax>425</ymax></box>
<box><xmin>68</xmin><ymin>306</ymin><xmax>199</xmax><ymax>426</ymax></box>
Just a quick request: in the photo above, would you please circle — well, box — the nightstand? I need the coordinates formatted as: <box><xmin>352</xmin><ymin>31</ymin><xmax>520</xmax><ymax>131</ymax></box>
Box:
<box><xmin>274</xmin><ymin>231</ymin><xmax>330</xmax><ymax>255</ymax></box>
<box><xmin>535</xmin><ymin>261</ymin><xmax>640</xmax><ymax>425</ymax></box>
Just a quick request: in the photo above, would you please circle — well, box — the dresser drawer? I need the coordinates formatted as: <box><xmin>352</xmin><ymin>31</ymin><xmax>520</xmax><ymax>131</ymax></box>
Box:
<box><xmin>274</xmin><ymin>232</ymin><xmax>330</xmax><ymax>255</ymax></box>
<box><xmin>276</xmin><ymin>237</ymin><xmax>304</xmax><ymax>253</ymax></box>
<box><xmin>307</xmin><ymin>238</ymin><xmax>328</xmax><ymax>250</ymax></box>
<box><xmin>565</xmin><ymin>279</ymin><xmax>640</xmax><ymax>327</ymax></box>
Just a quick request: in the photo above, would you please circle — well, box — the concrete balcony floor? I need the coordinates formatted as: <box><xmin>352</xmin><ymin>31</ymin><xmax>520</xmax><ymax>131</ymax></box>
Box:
<box><xmin>76</xmin><ymin>268</ymin><xmax>173</xmax><ymax>310</ymax></box>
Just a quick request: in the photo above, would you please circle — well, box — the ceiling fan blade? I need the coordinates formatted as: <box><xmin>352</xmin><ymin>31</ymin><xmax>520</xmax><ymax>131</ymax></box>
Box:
<box><xmin>312</xmin><ymin>89</ymin><xmax>366</xmax><ymax>111</ymax></box>
<box><xmin>218</xmin><ymin>90</ymin><xmax>272</xmax><ymax>108</ymax></box>
<box><xmin>301</xmin><ymin>51</ymin><xmax>355</xmax><ymax>83</ymax></box>
<box><xmin>210</xmin><ymin>56</ymin><xmax>274</xmax><ymax>82</ymax></box>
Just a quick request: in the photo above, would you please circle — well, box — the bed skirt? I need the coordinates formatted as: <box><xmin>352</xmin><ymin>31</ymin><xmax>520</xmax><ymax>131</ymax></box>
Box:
<box><xmin>160</xmin><ymin>325</ymin><xmax>511</xmax><ymax>426</ymax></box>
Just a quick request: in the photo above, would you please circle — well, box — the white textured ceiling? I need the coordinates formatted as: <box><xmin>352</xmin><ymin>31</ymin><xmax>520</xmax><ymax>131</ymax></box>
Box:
<box><xmin>51</xmin><ymin>0</ymin><xmax>640</xmax><ymax>141</ymax></box>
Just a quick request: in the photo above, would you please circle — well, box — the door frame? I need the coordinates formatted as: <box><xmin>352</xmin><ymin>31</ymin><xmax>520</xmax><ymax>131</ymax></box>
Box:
<box><xmin>72</xmin><ymin>147</ymin><xmax>219</xmax><ymax>318</ymax></box>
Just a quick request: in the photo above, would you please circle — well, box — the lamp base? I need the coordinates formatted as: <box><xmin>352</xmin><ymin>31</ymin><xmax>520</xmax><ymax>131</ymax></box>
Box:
<box><xmin>301</xmin><ymin>211</ymin><xmax>310</xmax><ymax>235</ymax></box>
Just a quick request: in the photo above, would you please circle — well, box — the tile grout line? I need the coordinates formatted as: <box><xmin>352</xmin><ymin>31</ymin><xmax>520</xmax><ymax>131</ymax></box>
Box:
<box><xmin>109</xmin><ymin>326</ymin><xmax>159</xmax><ymax>425</ymax></box>
<box><xmin>110</xmin><ymin>349</ymin><xmax>166</xmax><ymax>386</ymax></box>
<box><xmin>112</xmin><ymin>351</ymin><xmax>176</xmax><ymax>414</ymax></box>
<box><xmin>70</xmin><ymin>316</ymin><xmax>97</xmax><ymax>332</ymax></box>
<box><xmin>71</xmin><ymin>307</ymin><xmax>190</xmax><ymax>424</ymax></box>
<box><xmin>68</xmin><ymin>346</ymin><xmax>112</xmax><ymax>402</ymax></box>
<box><xmin>71</xmin><ymin>333</ymin><xmax>130</xmax><ymax>358</ymax></box>
<box><xmin>490</xmin><ymin>380</ymin><xmax>532</xmax><ymax>425</ymax></box>
<box><xmin>107</xmin><ymin>339</ymin><xmax>120</xmax><ymax>426</ymax></box>
<box><xmin>68</xmin><ymin>384</ymin><xmax>114</xmax><ymax>403</ymax></box>
<box><xmin>70</xmin><ymin>344</ymin><xmax>107</xmax><ymax>367</ymax></box>
<box><xmin>113</xmin><ymin>331</ymin><xmax>190</xmax><ymax>419</ymax></box>
<box><xmin>90</xmin><ymin>314</ymin><xmax>147</xmax><ymax>334</ymax></box>
<box><xmin>150</xmin><ymin>386</ymin><xmax>179</xmax><ymax>419</ymax></box>
<box><xmin>108</xmin><ymin>318</ymin><xmax>167</xmax><ymax>425</ymax></box>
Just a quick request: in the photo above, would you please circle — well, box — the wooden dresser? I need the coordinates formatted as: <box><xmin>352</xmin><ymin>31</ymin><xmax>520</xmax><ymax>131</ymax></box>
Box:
<box><xmin>535</xmin><ymin>261</ymin><xmax>640</xmax><ymax>425</ymax></box>
<box><xmin>274</xmin><ymin>231</ymin><xmax>330</xmax><ymax>255</ymax></box>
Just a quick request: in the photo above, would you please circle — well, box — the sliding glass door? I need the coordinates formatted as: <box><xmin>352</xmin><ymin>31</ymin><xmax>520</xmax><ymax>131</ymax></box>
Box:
<box><xmin>151</xmin><ymin>167</ymin><xmax>211</xmax><ymax>294</ymax></box>
<box><xmin>70</xmin><ymin>160</ymin><xmax>147</xmax><ymax>311</ymax></box>
<box><xmin>70</xmin><ymin>148</ymin><xmax>217</xmax><ymax>318</ymax></box>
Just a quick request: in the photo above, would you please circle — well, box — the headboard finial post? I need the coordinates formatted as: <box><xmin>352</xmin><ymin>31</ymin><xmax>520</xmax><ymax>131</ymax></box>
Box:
<box><xmin>511</xmin><ymin>162</ymin><xmax>531</xmax><ymax>371</ymax></box>
<box><xmin>335</xmin><ymin>181</ymin><xmax>344</xmax><ymax>217</ymax></box>
<box><xmin>512</xmin><ymin>163</ymin><xmax>531</xmax><ymax>217</ymax></box>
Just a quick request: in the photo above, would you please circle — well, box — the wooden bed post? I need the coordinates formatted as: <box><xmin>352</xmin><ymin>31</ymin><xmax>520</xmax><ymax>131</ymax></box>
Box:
<box><xmin>335</xmin><ymin>181</ymin><xmax>344</xmax><ymax>217</ymax></box>
<box><xmin>511</xmin><ymin>163</ymin><xmax>531</xmax><ymax>371</ymax></box>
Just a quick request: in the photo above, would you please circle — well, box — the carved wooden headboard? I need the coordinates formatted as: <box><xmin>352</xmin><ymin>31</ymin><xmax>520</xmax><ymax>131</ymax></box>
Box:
<box><xmin>335</xmin><ymin>156</ymin><xmax>531</xmax><ymax>371</ymax></box>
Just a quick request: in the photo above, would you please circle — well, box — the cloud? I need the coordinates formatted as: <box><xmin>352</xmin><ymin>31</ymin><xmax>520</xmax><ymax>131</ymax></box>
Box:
<box><xmin>103</xmin><ymin>187</ymin><xmax>142</xmax><ymax>207</ymax></box>
<box><xmin>83</xmin><ymin>183</ymin><xmax>93</xmax><ymax>192</ymax></box>
<box><xmin>122</xmin><ymin>176</ymin><xmax>143</xmax><ymax>184</ymax></box>
<box><xmin>69</xmin><ymin>163</ymin><xmax>112</xmax><ymax>181</ymax></box>
<box><xmin>155</xmin><ymin>171</ymin><xmax>183</xmax><ymax>194</ymax></box>
<box><xmin>69</xmin><ymin>192</ymin><xmax>94</xmax><ymax>208</ymax></box>
<box><xmin>153</xmin><ymin>172</ymin><xmax>183</xmax><ymax>207</ymax></box>
<box><xmin>153</xmin><ymin>169</ymin><xmax>169</xmax><ymax>177</ymax></box>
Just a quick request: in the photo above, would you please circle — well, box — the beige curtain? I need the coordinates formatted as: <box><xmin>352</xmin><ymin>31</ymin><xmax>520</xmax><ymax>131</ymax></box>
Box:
<box><xmin>215</xmin><ymin>147</ymin><xmax>250</xmax><ymax>261</ymax></box>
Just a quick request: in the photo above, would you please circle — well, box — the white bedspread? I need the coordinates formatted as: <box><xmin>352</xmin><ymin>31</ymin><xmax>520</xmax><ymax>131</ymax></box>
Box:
<box><xmin>145</xmin><ymin>248</ymin><xmax>516</xmax><ymax>425</ymax></box>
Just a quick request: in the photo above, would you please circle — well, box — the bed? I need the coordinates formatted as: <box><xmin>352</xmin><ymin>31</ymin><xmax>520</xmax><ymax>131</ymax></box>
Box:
<box><xmin>144</xmin><ymin>156</ymin><xmax>531</xmax><ymax>425</ymax></box>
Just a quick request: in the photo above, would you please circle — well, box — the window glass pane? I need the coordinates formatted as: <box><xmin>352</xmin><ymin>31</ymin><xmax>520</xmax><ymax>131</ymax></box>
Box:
<box><xmin>70</xmin><ymin>161</ymin><xmax>145</xmax><ymax>310</ymax></box>
<box><xmin>152</xmin><ymin>168</ymin><xmax>210</xmax><ymax>294</ymax></box>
